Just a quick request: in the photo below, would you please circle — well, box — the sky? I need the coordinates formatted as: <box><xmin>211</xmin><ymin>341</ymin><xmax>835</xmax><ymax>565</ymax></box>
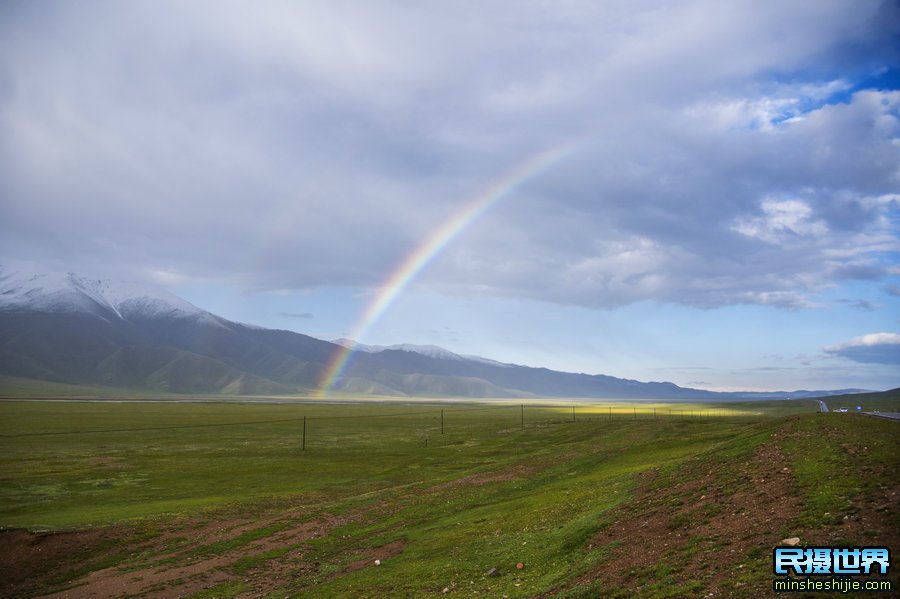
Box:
<box><xmin>1</xmin><ymin>0</ymin><xmax>899</xmax><ymax>392</ymax></box>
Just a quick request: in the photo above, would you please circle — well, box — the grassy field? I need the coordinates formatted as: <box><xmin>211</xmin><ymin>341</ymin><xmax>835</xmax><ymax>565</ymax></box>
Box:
<box><xmin>0</xmin><ymin>399</ymin><xmax>896</xmax><ymax>598</ymax></box>
<box><xmin>0</xmin><ymin>375</ymin><xmax>170</xmax><ymax>398</ymax></box>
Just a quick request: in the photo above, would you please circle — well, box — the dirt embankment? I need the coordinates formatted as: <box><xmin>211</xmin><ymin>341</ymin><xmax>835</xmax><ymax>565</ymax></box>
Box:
<box><xmin>546</xmin><ymin>419</ymin><xmax>899</xmax><ymax>598</ymax></box>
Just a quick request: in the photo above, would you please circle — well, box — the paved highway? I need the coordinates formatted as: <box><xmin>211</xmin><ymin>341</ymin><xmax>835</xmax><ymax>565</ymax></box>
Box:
<box><xmin>861</xmin><ymin>412</ymin><xmax>900</xmax><ymax>421</ymax></box>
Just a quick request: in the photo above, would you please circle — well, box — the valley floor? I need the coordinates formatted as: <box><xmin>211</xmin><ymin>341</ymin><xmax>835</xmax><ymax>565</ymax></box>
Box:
<box><xmin>0</xmin><ymin>401</ymin><xmax>896</xmax><ymax>598</ymax></box>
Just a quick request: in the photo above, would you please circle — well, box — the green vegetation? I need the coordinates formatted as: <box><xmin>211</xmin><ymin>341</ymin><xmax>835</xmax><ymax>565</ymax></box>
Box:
<box><xmin>0</xmin><ymin>402</ymin><xmax>780</xmax><ymax>529</ymax></box>
<box><xmin>0</xmin><ymin>374</ymin><xmax>168</xmax><ymax>398</ymax></box>
<box><xmin>778</xmin><ymin>414</ymin><xmax>899</xmax><ymax>533</ymax></box>
<box><xmin>0</xmin><ymin>399</ymin><xmax>895</xmax><ymax>598</ymax></box>
<box><xmin>0</xmin><ymin>399</ymin><xmax>812</xmax><ymax>529</ymax></box>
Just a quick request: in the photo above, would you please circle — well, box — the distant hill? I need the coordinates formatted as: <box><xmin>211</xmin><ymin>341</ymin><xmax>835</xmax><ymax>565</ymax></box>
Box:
<box><xmin>817</xmin><ymin>387</ymin><xmax>900</xmax><ymax>411</ymax></box>
<box><xmin>0</xmin><ymin>266</ymin><xmax>874</xmax><ymax>399</ymax></box>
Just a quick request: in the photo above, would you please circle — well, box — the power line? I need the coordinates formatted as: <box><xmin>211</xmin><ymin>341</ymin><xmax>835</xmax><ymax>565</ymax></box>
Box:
<box><xmin>0</xmin><ymin>405</ymin><xmax>513</xmax><ymax>437</ymax></box>
<box><xmin>0</xmin><ymin>416</ymin><xmax>311</xmax><ymax>438</ymax></box>
<box><xmin>1</xmin><ymin>403</ymin><xmax>718</xmax><ymax>439</ymax></box>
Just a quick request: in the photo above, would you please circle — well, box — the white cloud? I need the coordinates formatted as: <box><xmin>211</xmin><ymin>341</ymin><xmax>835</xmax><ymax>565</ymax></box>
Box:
<box><xmin>733</xmin><ymin>198</ymin><xmax>829</xmax><ymax>244</ymax></box>
<box><xmin>824</xmin><ymin>333</ymin><xmax>900</xmax><ymax>364</ymax></box>
<box><xmin>685</xmin><ymin>79</ymin><xmax>854</xmax><ymax>131</ymax></box>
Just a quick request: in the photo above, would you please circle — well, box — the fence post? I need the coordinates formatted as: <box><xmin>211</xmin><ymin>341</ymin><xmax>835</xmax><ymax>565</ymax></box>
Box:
<box><xmin>302</xmin><ymin>415</ymin><xmax>306</xmax><ymax>451</ymax></box>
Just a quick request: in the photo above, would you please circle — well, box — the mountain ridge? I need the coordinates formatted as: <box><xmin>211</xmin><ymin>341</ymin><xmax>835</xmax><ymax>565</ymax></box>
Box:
<box><xmin>0</xmin><ymin>266</ymin><xmax>871</xmax><ymax>399</ymax></box>
<box><xmin>332</xmin><ymin>338</ymin><xmax>513</xmax><ymax>367</ymax></box>
<box><xmin>0</xmin><ymin>266</ymin><xmax>209</xmax><ymax>321</ymax></box>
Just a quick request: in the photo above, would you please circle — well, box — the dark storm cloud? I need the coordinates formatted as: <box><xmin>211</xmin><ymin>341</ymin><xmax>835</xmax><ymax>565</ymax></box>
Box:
<box><xmin>1</xmin><ymin>0</ymin><xmax>898</xmax><ymax>310</ymax></box>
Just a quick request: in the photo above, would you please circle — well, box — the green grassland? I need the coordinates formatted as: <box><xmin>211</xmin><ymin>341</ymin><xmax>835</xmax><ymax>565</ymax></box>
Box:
<box><xmin>0</xmin><ymin>399</ymin><xmax>896</xmax><ymax>598</ymax></box>
<box><xmin>821</xmin><ymin>387</ymin><xmax>900</xmax><ymax>413</ymax></box>
<box><xmin>0</xmin><ymin>400</ymin><xmax>800</xmax><ymax>529</ymax></box>
<box><xmin>0</xmin><ymin>375</ymin><xmax>171</xmax><ymax>398</ymax></box>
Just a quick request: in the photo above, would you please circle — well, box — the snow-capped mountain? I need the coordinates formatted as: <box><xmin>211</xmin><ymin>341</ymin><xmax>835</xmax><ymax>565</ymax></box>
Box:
<box><xmin>0</xmin><ymin>265</ymin><xmax>210</xmax><ymax>322</ymax></box>
<box><xmin>332</xmin><ymin>339</ymin><xmax>512</xmax><ymax>367</ymax></box>
<box><xmin>0</xmin><ymin>266</ymin><xmax>871</xmax><ymax>399</ymax></box>
<box><xmin>0</xmin><ymin>265</ymin><xmax>338</xmax><ymax>395</ymax></box>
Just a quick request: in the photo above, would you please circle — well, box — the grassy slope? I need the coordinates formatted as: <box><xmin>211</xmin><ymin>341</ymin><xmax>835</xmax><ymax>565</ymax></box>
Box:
<box><xmin>0</xmin><ymin>399</ymin><xmax>895</xmax><ymax>598</ymax></box>
<box><xmin>819</xmin><ymin>387</ymin><xmax>900</xmax><ymax>412</ymax></box>
<box><xmin>0</xmin><ymin>374</ymin><xmax>167</xmax><ymax>397</ymax></box>
<box><xmin>0</xmin><ymin>371</ymin><xmax>298</xmax><ymax>398</ymax></box>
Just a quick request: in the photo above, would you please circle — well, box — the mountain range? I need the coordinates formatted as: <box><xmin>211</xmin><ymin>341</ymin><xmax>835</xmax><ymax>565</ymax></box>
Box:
<box><xmin>0</xmin><ymin>266</ymin><xmax>868</xmax><ymax>399</ymax></box>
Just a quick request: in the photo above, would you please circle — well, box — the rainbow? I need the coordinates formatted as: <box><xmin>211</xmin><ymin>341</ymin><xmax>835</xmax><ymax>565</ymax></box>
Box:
<box><xmin>317</xmin><ymin>143</ymin><xmax>575</xmax><ymax>395</ymax></box>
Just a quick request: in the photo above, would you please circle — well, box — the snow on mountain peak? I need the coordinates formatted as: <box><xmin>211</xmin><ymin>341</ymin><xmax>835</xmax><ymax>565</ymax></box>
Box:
<box><xmin>0</xmin><ymin>265</ymin><xmax>209</xmax><ymax>321</ymax></box>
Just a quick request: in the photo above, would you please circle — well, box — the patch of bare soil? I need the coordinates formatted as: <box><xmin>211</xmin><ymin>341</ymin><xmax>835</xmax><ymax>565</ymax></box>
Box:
<box><xmin>0</xmin><ymin>505</ymin><xmax>353</xmax><ymax>599</ymax></box>
<box><xmin>426</xmin><ymin>466</ymin><xmax>535</xmax><ymax>493</ymax></box>
<box><xmin>0</xmin><ymin>526</ymin><xmax>137</xmax><ymax>599</ymax></box>
<box><xmin>574</xmin><ymin>442</ymin><xmax>804</xmax><ymax>597</ymax></box>
<box><xmin>341</xmin><ymin>539</ymin><xmax>407</xmax><ymax>574</ymax></box>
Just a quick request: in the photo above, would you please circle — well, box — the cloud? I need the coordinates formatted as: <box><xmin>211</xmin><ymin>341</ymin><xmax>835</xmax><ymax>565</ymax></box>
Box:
<box><xmin>280</xmin><ymin>312</ymin><xmax>314</xmax><ymax>319</ymax></box>
<box><xmin>824</xmin><ymin>333</ymin><xmax>900</xmax><ymax>364</ymax></box>
<box><xmin>837</xmin><ymin>299</ymin><xmax>878</xmax><ymax>311</ymax></box>
<box><xmin>733</xmin><ymin>199</ymin><xmax>829</xmax><ymax>244</ymax></box>
<box><xmin>0</xmin><ymin>1</ymin><xmax>898</xmax><ymax>311</ymax></box>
